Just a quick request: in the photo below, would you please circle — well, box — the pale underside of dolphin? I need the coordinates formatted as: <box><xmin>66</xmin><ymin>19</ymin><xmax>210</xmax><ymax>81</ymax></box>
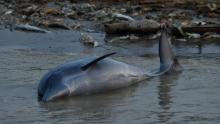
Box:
<box><xmin>38</xmin><ymin>26</ymin><xmax>183</xmax><ymax>102</ymax></box>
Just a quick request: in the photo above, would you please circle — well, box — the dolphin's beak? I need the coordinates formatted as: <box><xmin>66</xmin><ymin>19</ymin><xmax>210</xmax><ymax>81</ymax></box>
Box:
<box><xmin>42</xmin><ymin>84</ymin><xmax>70</xmax><ymax>102</ymax></box>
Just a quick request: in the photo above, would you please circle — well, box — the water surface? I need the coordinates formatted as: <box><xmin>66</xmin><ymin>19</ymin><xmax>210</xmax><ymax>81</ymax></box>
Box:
<box><xmin>0</xmin><ymin>30</ymin><xmax>220</xmax><ymax>124</ymax></box>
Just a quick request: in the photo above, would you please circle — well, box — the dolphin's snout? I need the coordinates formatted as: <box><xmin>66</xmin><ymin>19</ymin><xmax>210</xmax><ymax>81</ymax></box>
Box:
<box><xmin>41</xmin><ymin>84</ymin><xmax>70</xmax><ymax>102</ymax></box>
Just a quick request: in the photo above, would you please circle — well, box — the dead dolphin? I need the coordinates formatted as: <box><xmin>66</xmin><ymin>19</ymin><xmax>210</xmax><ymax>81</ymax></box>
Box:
<box><xmin>38</xmin><ymin>25</ymin><xmax>183</xmax><ymax>102</ymax></box>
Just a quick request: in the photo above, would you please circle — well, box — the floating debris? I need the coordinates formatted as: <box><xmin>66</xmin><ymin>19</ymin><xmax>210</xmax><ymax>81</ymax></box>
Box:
<box><xmin>14</xmin><ymin>24</ymin><xmax>49</xmax><ymax>33</ymax></box>
<box><xmin>80</xmin><ymin>32</ymin><xmax>99</xmax><ymax>47</ymax></box>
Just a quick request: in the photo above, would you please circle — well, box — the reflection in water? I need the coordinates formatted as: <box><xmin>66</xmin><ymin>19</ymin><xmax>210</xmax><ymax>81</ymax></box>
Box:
<box><xmin>39</xmin><ymin>84</ymin><xmax>139</xmax><ymax>123</ymax></box>
<box><xmin>157</xmin><ymin>73</ymin><xmax>180</xmax><ymax>123</ymax></box>
<box><xmin>41</xmin><ymin>97</ymin><xmax>114</xmax><ymax>123</ymax></box>
<box><xmin>197</xmin><ymin>41</ymin><xmax>202</xmax><ymax>54</ymax></box>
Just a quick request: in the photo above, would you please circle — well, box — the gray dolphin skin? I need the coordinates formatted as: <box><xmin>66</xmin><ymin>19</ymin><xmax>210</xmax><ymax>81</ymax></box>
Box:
<box><xmin>38</xmin><ymin>26</ymin><xmax>183</xmax><ymax>102</ymax></box>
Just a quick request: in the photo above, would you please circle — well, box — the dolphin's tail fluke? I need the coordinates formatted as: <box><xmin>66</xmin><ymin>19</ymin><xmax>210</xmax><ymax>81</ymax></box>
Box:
<box><xmin>149</xmin><ymin>24</ymin><xmax>183</xmax><ymax>76</ymax></box>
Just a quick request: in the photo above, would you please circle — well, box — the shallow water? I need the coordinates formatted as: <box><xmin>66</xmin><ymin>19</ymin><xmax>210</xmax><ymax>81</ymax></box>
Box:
<box><xmin>0</xmin><ymin>30</ymin><xmax>220</xmax><ymax>124</ymax></box>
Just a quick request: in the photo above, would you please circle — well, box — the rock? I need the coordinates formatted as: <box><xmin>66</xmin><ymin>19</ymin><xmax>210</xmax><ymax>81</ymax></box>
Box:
<box><xmin>80</xmin><ymin>32</ymin><xmax>99</xmax><ymax>47</ymax></box>
<box><xmin>90</xmin><ymin>10</ymin><xmax>109</xmax><ymax>19</ymax></box>
<box><xmin>22</xmin><ymin>5</ymin><xmax>38</xmax><ymax>15</ymax></box>
<box><xmin>70</xmin><ymin>23</ymin><xmax>82</xmax><ymax>30</ymax></box>
<box><xmin>45</xmin><ymin>8</ymin><xmax>59</xmax><ymax>15</ymax></box>
<box><xmin>177</xmin><ymin>38</ymin><xmax>187</xmax><ymax>42</ymax></box>
<box><xmin>0</xmin><ymin>4</ymin><xmax>7</xmax><ymax>15</ymax></box>
<box><xmin>129</xmin><ymin>19</ymin><xmax>160</xmax><ymax>29</ymax></box>
<box><xmin>40</xmin><ymin>20</ymin><xmax>71</xmax><ymax>30</ymax></box>
<box><xmin>72</xmin><ymin>3</ymin><xmax>96</xmax><ymax>12</ymax></box>
<box><xmin>66</xmin><ymin>11</ymin><xmax>78</xmax><ymax>19</ymax></box>
<box><xmin>78</xmin><ymin>3</ymin><xmax>96</xmax><ymax>12</ymax></box>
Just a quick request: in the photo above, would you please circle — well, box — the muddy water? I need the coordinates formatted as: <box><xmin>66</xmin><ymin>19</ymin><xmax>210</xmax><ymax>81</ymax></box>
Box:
<box><xmin>0</xmin><ymin>30</ymin><xmax>220</xmax><ymax>124</ymax></box>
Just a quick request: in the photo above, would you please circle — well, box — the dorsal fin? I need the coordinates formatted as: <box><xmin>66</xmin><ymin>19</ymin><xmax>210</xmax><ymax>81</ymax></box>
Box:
<box><xmin>81</xmin><ymin>52</ymin><xmax>116</xmax><ymax>71</ymax></box>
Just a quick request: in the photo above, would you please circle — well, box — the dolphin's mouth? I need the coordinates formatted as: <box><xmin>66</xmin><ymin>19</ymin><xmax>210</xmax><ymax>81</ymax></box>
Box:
<box><xmin>38</xmin><ymin>87</ymin><xmax>46</xmax><ymax>101</ymax></box>
<box><xmin>38</xmin><ymin>92</ymin><xmax>44</xmax><ymax>101</ymax></box>
<box><xmin>40</xmin><ymin>84</ymin><xmax>70</xmax><ymax>102</ymax></box>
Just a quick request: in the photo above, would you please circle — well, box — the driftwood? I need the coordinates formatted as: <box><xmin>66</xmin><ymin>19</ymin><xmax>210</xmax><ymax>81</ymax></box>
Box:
<box><xmin>172</xmin><ymin>26</ymin><xmax>220</xmax><ymax>37</ymax></box>
<box><xmin>105</xmin><ymin>21</ymin><xmax>220</xmax><ymax>37</ymax></box>
<box><xmin>105</xmin><ymin>19</ymin><xmax>160</xmax><ymax>34</ymax></box>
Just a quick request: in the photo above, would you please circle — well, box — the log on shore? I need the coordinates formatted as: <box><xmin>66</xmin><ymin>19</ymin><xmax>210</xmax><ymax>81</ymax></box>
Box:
<box><xmin>105</xmin><ymin>22</ymin><xmax>220</xmax><ymax>37</ymax></box>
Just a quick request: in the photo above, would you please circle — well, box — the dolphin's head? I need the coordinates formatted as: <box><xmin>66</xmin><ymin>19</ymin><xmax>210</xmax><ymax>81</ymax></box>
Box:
<box><xmin>38</xmin><ymin>58</ymin><xmax>93</xmax><ymax>102</ymax></box>
<box><xmin>38</xmin><ymin>72</ymin><xmax>71</xmax><ymax>102</ymax></box>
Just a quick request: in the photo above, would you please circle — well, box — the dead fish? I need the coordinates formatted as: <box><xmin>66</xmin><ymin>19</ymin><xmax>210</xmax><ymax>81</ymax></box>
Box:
<box><xmin>192</xmin><ymin>18</ymin><xmax>207</xmax><ymax>26</ymax></box>
<box><xmin>175</xmin><ymin>24</ymin><xmax>201</xmax><ymax>39</ymax></box>
<box><xmin>203</xmin><ymin>32</ymin><xmax>220</xmax><ymax>39</ymax></box>
<box><xmin>148</xmin><ymin>32</ymin><xmax>161</xmax><ymax>40</ymax></box>
<box><xmin>177</xmin><ymin>38</ymin><xmax>187</xmax><ymax>42</ymax></box>
<box><xmin>108</xmin><ymin>34</ymin><xmax>139</xmax><ymax>42</ymax></box>
<box><xmin>112</xmin><ymin>13</ymin><xmax>134</xmax><ymax>21</ymax></box>
<box><xmin>14</xmin><ymin>24</ymin><xmax>49</xmax><ymax>33</ymax></box>
<box><xmin>80</xmin><ymin>32</ymin><xmax>99</xmax><ymax>47</ymax></box>
<box><xmin>186</xmin><ymin>32</ymin><xmax>201</xmax><ymax>39</ymax></box>
<box><xmin>4</xmin><ymin>10</ymin><xmax>13</xmax><ymax>15</ymax></box>
<box><xmin>207</xmin><ymin>3</ymin><xmax>217</xmax><ymax>11</ymax></box>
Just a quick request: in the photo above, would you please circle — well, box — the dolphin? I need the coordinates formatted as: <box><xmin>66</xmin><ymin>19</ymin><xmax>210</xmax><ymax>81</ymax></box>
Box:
<box><xmin>38</xmin><ymin>25</ymin><xmax>183</xmax><ymax>102</ymax></box>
